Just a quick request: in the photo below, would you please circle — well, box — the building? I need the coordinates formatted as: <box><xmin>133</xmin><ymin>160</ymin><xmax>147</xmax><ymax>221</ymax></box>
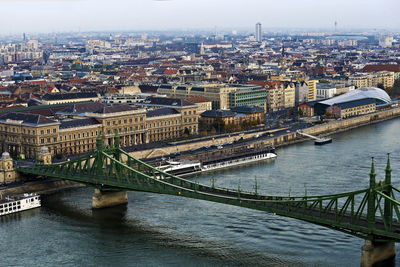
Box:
<box><xmin>294</xmin><ymin>81</ymin><xmax>309</xmax><ymax>105</ymax></box>
<box><xmin>314</xmin><ymin>87</ymin><xmax>391</xmax><ymax>116</ymax></box>
<box><xmin>186</xmin><ymin>96</ymin><xmax>212</xmax><ymax>114</ymax></box>
<box><xmin>362</xmin><ymin>65</ymin><xmax>400</xmax><ymax>80</ymax></box>
<box><xmin>136</xmin><ymin>97</ymin><xmax>199</xmax><ymax>136</ymax></box>
<box><xmin>228</xmin><ymin>84</ymin><xmax>267</xmax><ymax>110</ymax></box>
<box><xmin>316</xmin><ymin>84</ymin><xmax>336</xmax><ymax>99</ymax></box>
<box><xmin>326</xmin><ymin>99</ymin><xmax>376</xmax><ymax>119</ymax></box>
<box><xmin>158</xmin><ymin>83</ymin><xmax>266</xmax><ymax>110</ymax></box>
<box><xmin>349</xmin><ymin>72</ymin><xmax>395</xmax><ymax>89</ymax></box>
<box><xmin>307</xmin><ymin>80</ymin><xmax>317</xmax><ymax>101</ymax></box>
<box><xmin>255</xmin><ymin>23</ymin><xmax>262</xmax><ymax>42</ymax></box>
<box><xmin>0</xmin><ymin>99</ymin><xmax>200</xmax><ymax>159</ymax></box>
<box><xmin>200</xmin><ymin>105</ymin><xmax>264</xmax><ymax>131</ymax></box>
<box><xmin>298</xmin><ymin>100</ymin><xmax>320</xmax><ymax>117</ymax></box>
<box><xmin>37</xmin><ymin>92</ymin><xmax>100</xmax><ymax>105</ymax></box>
<box><xmin>266</xmin><ymin>81</ymin><xmax>295</xmax><ymax>111</ymax></box>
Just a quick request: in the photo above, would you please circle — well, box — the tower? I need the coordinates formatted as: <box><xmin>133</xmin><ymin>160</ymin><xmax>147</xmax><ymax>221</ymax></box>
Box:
<box><xmin>200</xmin><ymin>42</ymin><xmax>205</xmax><ymax>55</ymax></box>
<box><xmin>334</xmin><ymin>21</ymin><xmax>338</xmax><ymax>32</ymax></box>
<box><xmin>255</xmin><ymin>23</ymin><xmax>262</xmax><ymax>42</ymax></box>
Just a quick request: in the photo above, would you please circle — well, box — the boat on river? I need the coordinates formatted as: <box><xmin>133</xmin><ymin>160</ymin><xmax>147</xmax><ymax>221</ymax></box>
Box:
<box><xmin>0</xmin><ymin>193</ymin><xmax>41</xmax><ymax>216</ymax></box>
<box><xmin>157</xmin><ymin>147</ymin><xmax>277</xmax><ymax>177</ymax></box>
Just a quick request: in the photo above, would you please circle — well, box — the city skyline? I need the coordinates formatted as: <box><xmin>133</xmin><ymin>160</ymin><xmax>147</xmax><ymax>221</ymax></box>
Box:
<box><xmin>0</xmin><ymin>0</ymin><xmax>399</xmax><ymax>34</ymax></box>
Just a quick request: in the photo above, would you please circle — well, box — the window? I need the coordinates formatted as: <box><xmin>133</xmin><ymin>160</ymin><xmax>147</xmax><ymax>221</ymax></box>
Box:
<box><xmin>53</xmin><ymin>129</ymin><xmax>56</xmax><ymax>133</ymax></box>
<box><xmin>47</xmin><ymin>129</ymin><xmax>50</xmax><ymax>134</ymax></box>
<box><xmin>41</xmin><ymin>130</ymin><xmax>44</xmax><ymax>135</ymax></box>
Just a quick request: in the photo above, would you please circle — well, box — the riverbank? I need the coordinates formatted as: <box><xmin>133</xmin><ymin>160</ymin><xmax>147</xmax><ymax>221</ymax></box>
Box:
<box><xmin>0</xmin><ymin>179</ymin><xmax>83</xmax><ymax>197</ymax></box>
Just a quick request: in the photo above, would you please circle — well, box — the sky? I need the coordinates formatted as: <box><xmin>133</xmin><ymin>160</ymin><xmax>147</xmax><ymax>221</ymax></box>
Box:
<box><xmin>0</xmin><ymin>0</ymin><xmax>399</xmax><ymax>34</ymax></box>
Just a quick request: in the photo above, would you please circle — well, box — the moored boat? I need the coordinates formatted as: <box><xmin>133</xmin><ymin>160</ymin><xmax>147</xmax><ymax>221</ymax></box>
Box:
<box><xmin>157</xmin><ymin>147</ymin><xmax>277</xmax><ymax>177</ymax></box>
<box><xmin>0</xmin><ymin>193</ymin><xmax>41</xmax><ymax>216</ymax></box>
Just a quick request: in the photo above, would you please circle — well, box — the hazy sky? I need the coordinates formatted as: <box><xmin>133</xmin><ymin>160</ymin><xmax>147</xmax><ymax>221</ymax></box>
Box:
<box><xmin>1</xmin><ymin>0</ymin><xmax>399</xmax><ymax>34</ymax></box>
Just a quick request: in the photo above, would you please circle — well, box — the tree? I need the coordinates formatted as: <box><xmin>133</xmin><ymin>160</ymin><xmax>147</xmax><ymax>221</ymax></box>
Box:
<box><xmin>387</xmin><ymin>79</ymin><xmax>400</xmax><ymax>98</ymax></box>
<box><xmin>212</xmin><ymin>118</ymin><xmax>225</xmax><ymax>133</ymax></box>
<box><xmin>184</xmin><ymin>127</ymin><xmax>190</xmax><ymax>137</ymax></box>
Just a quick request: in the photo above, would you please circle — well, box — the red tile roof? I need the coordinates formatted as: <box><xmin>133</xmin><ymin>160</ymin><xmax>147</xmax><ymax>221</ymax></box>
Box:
<box><xmin>362</xmin><ymin>65</ymin><xmax>400</xmax><ymax>73</ymax></box>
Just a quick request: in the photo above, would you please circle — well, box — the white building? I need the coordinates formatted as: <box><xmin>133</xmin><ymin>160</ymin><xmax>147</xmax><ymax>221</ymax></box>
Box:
<box><xmin>316</xmin><ymin>84</ymin><xmax>337</xmax><ymax>99</ymax></box>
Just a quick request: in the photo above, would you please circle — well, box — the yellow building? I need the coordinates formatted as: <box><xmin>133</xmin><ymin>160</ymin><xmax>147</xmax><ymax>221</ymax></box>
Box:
<box><xmin>349</xmin><ymin>71</ymin><xmax>394</xmax><ymax>89</ymax></box>
<box><xmin>0</xmin><ymin>100</ymin><xmax>199</xmax><ymax>159</ymax></box>
<box><xmin>158</xmin><ymin>83</ymin><xmax>234</xmax><ymax>109</ymax></box>
<box><xmin>266</xmin><ymin>81</ymin><xmax>295</xmax><ymax>111</ymax></box>
<box><xmin>307</xmin><ymin>80</ymin><xmax>317</xmax><ymax>101</ymax></box>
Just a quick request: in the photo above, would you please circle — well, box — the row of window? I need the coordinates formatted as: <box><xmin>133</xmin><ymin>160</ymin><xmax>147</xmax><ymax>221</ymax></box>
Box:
<box><xmin>106</xmin><ymin>117</ymin><xmax>144</xmax><ymax>126</ymax></box>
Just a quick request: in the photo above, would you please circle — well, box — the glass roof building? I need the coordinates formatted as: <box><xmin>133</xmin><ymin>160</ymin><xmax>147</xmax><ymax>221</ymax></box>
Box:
<box><xmin>314</xmin><ymin>87</ymin><xmax>391</xmax><ymax>115</ymax></box>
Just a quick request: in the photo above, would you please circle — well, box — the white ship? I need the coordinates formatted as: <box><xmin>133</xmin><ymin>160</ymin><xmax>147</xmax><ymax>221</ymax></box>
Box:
<box><xmin>158</xmin><ymin>160</ymin><xmax>202</xmax><ymax>176</ymax></box>
<box><xmin>157</xmin><ymin>148</ymin><xmax>277</xmax><ymax>177</ymax></box>
<box><xmin>0</xmin><ymin>193</ymin><xmax>41</xmax><ymax>216</ymax></box>
<box><xmin>201</xmin><ymin>151</ymin><xmax>277</xmax><ymax>173</ymax></box>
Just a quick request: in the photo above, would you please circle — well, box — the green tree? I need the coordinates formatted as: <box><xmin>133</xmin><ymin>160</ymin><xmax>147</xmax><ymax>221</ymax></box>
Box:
<box><xmin>184</xmin><ymin>127</ymin><xmax>190</xmax><ymax>136</ymax></box>
<box><xmin>212</xmin><ymin>118</ymin><xmax>225</xmax><ymax>133</ymax></box>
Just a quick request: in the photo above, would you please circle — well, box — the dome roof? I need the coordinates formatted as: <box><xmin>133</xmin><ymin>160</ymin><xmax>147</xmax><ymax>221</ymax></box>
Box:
<box><xmin>1</xmin><ymin>152</ymin><xmax>10</xmax><ymax>160</ymax></box>
<box><xmin>320</xmin><ymin>87</ymin><xmax>391</xmax><ymax>106</ymax></box>
<box><xmin>40</xmin><ymin>146</ymin><xmax>49</xmax><ymax>153</ymax></box>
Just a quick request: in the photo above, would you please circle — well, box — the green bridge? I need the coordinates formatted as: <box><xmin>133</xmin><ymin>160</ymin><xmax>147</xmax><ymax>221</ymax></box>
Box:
<box><xmin>17</xmin><ymin>134</ymin><xmax>400</xmax><ymax>266</ymax></box>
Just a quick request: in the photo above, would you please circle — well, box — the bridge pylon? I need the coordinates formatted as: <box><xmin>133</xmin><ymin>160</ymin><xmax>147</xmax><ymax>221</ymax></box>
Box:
<box><xmin>92</xmin><ymin>134</ymin><xmax>128</xmax><ymax>209</ymax></box>
<box><xmin>361</xmin><ymin>155</ymin><xmax>395</xmax><ymax>267</ymax></box>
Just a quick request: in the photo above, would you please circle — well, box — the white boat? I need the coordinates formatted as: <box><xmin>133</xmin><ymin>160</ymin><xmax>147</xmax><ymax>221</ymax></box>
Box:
<box><xmin>201</xmin><ymin>151</ymin><xmax>277</xmax><ymax>173</ymax></box>
<box><xmin>157</xmin><ymin>148</ymin><xmax>277</xmax><ymax>177</ymax></box>
<box><xmin>0</xmin><ymin>193</ymin><xmax>41</xmax><ymax>216</ymax></box>
<box><xmin>158</xmin><ymin>160</ymin><xmax>202</xmax><ymax>176</ymax></box>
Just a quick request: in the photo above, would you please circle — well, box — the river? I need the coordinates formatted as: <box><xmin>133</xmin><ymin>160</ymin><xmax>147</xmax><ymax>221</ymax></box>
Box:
<box><xmin>2</xmin><ymin>118</ymin><xmax>400</xmax><ymax>266</ymax></box>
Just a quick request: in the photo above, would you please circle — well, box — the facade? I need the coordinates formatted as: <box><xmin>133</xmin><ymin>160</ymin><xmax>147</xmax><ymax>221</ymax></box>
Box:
<box><xmin>298</xmin><ymin>100</ymin><xmax>319</xmax><ymax>117</ymax></box>
<box><xmin>294</xmin><ymin>81</ymin><xmax>309</xmax><ymax>105</ymax></box>
<box><xmin>349</xmin><ymin>72</ymin><xmax>395</xmax><ymax>89</ymax></box>
<box><xmin>228</xmin><ymin>84</ymin><xmax>267</xmax><ymax>110</ymax></box>
<box><xmin>316</xmin><ymin>84</ymin><xmax>336</xmax><ymax>99</ymax></box>
<box><xmin>314</xmin><ymin>87</ymin><xmax>390</xmax><ymax>115</ymax></box>
<box><xmin>0</xmin><ymin>100</ymin><xmax>199</xmax><ymax>159</ymax></box>
<box><xmin>186</xmin><ymin>96</ymin><xmax>212</xmax><ymax>114</ymax></box>
<box><xmin>307</xmin><ymin>80</ymin><xmax>317</xmax><ymax>101</ymax></box>
<box><xmin>158</xmin><ymin>83</ymin><xmax>266</xmax><ymax>110</ymax></box>
<box><xmin>38</xmin><ymin>92</ymin><xmax>100</xmax><ymax>105</ymax></box>
<box><xmin>200</xmin><ymin>106</ymin><xmax>264</xmax><ymax>130</ymax></box>
<box><xmin>158</xmin><ymin>83</ymin><xmax>234</xmax><ymax>109</ymax></box>
<box><xmin>266</xmin><ymin>81</ymin><xmax>295</xmax><ymax>111</ymax></box>
<box><xmin>326</xmin><ymin>99</ymin><xmax>376</xmax><ymax>119</ymax></box>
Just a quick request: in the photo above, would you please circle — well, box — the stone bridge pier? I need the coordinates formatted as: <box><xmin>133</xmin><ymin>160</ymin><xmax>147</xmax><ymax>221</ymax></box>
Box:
<box><xmin>92</xmin><ymin>189</ymin><xmax>128</xmax><ymax>209</ymax></box>
<box><xmin>361</xmin><ymin>240</ymin><xmax>395</xmax><ymax>267</ymax></box>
